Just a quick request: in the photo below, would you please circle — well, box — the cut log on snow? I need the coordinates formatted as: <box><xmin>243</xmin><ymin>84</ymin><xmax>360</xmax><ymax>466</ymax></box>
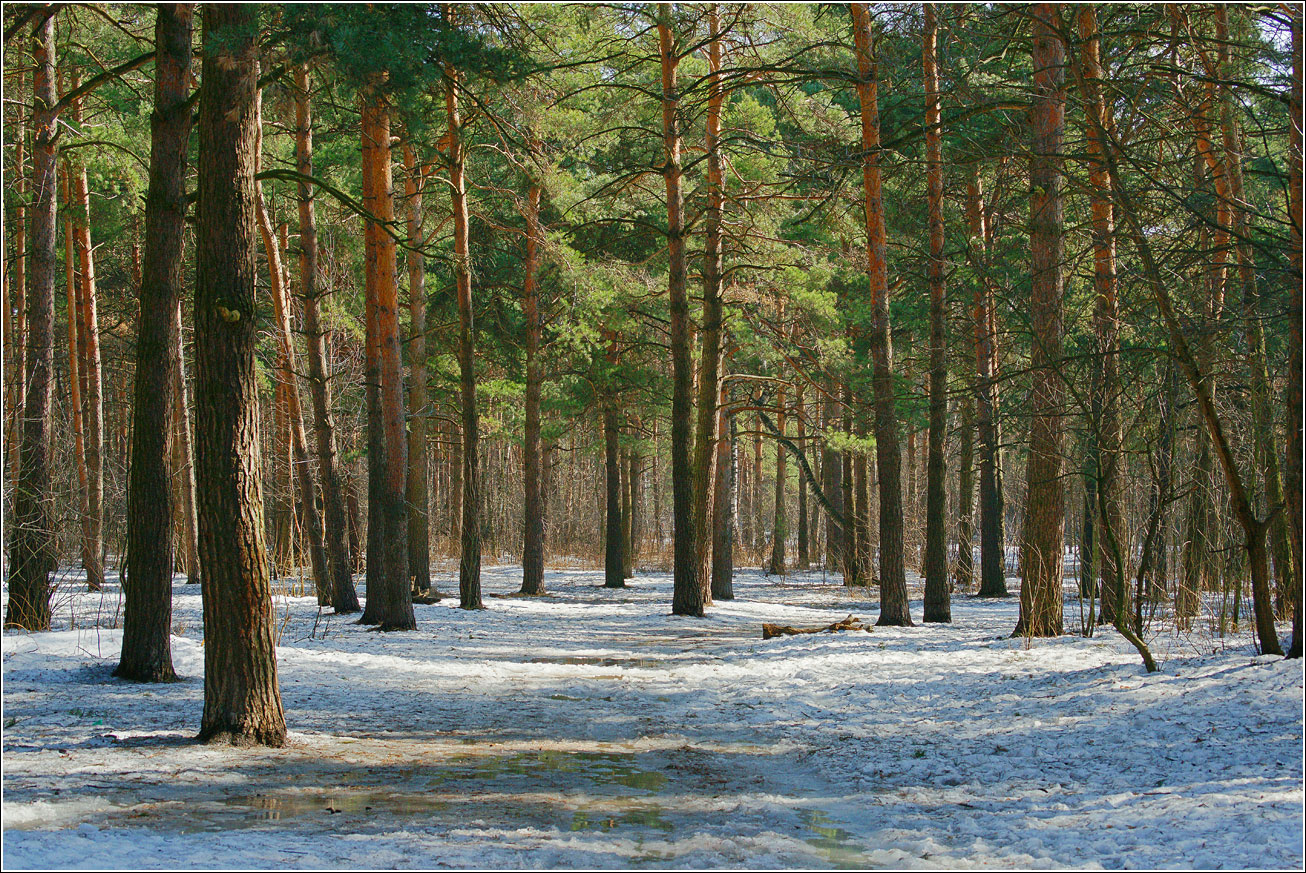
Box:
<box><xmin>762</xmin><ymin>615</ymin><xmax>872</xmax><ymax>640</ymax></box>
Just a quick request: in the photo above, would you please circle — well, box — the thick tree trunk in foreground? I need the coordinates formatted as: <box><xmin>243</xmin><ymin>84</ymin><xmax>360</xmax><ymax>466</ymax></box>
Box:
<box><xmin>403</xmin><ymin>141</ymin><xmax>431</xmax><ymax>596</ymax></box>
<box><xmin>659</xmin><ymin>5</ymin><xmax>704</xmax><ymax>616</ymax></box>
<box><xmin>194</xmin><ymin>3</ymin><xmax>286</xmax><ymax>746</ymax></box>
<box><xmin>6</xmin><ymin>13</ymin><xmax>57</xmax><ymax>632</ymax></box>
<box><xmin>446</xmin><ymin>47</ymin><xmax>482</xmax><ymax>610</ymax></box>
<box><xmin>293</xmin><ymin>64</ymin><xmax>357</xmax><ymax>614</ymax></box>
<box><xmin>1288</xmin><ymin>8</ymin><xmax>1303</xmax><ymax>659</ymax></box>
<box><xmin>851</xmin><ymin>4</ymin><xmax>911</xmax><ymax>625</ymax></box>
<box><xmin>1015</xmin><ymin>3</ymin><xmax>1067</xmax><ymax>639</ymax></box>
<box><xmin>358</xmin><ymin>79</ymin><xmax>414</xmax><ymax>630</ymax></box>
<box><xmin>922</xmin><ymin>3</ymin><xmax>950</xmax><ymax>623</ymax></box>
<box><xmin>117</xmin><ymin>3</ymin><xmax>193</xmax><ymax>683</ymax></box>
<box><xmin>521</xmin><ymin>180</ymin><xmax>546</xmax><ymax>595</ymax></box>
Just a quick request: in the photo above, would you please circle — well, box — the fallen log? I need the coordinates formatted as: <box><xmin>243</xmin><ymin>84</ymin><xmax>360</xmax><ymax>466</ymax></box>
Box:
<box><xmin>762</xmin><ymin>614</ymin><xmax>872</xmax><ymax>640</ymax></box>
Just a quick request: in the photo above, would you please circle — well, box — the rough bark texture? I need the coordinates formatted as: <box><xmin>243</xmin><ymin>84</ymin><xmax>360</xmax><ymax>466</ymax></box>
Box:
<box><xmin>955</xmin><ymin>397</ymin><xmax>975</xmax><ymax>590</ymax></box>
<box><xmin>6</xmin><ymin>13</ymin><xmax>57</xmax><ymax>632</ymax></box>
<box><xmin>768</xmin><ymin>382</ymin><xmax>788</xmax><ymax>576</ymax></box>
<box><xmin>693</xmin><ymin>4</ymin><xmax>726</xmax><ymax>592</ymax></box>
<box><xmin>660</xmin><ymin>5</ymin><xmax>703</xmax><ymax>617</ymax></box>
<box><xmin>821</xmin><ymin>378</ymin><xmax>844</xmax><ymax>568</ymax></box>
<box><xmin>70</xmin><ymin>81</ymin><xmax>105</xmax><ymax>593</ymax></box>
<box><xmin>1017</xmin><ymin>3</ymin><xmax>1067</xmax><ymax>638</ymax></box>
<box><xmin>851</xmin><ymin>4</ymin><xmax>911</xmax><ymax>625</ymax></box>
<box><xmin>117</xmin><ymin>3</ymin><xmax>192</xmax><ymax>683</ymax></box>
<box><xmin>171</xmin><ymin>302</ymin><xmax>201</xmax><ymax>585</ymax></box>
<box><xmin>446</xmin><ymin>45</ymin><xmax>482</xmax><ymax>610</ymax></box>
<box><xmin>795</xmin><ymin>384</ymin><xmax>810</xmax><ymax>571</ymax></box>
<box><xmin>6</xmin><ymin>81</ymin><xmax>26</xmax><ymax>499</ymax></box>
<box><xmin>711</xmin><ymin>387</ymin><xmax>735</xmax><ymax>600</ymax></box>
<box><xmin>521</xmin><ymin>180</ymin><xmax>546</xmax><ymax>595</ymax></box>
<box><xmin>293</xmin><ymin>64</ymin><xmax>357</xmax><ymax>614</ymax></box>
<box><xmin>402</xmin><ymin>141</ymin><xmax>431</xmax><ymax>595</ymax></box>
<box><xmin>603</xmin><ymin>398</ymin><xmax>624</xmax><ymax>589</ymax></box>
<box><xmin>1077</xmin><ymin>5</ymin><xmax>1126</xmax><ymax>625</ymax></box>
<box><xmin>922</xmin><ymin>3</ymin><xmax>950</xmax><ymax>623</ymax></box>
<box><xmin>1288</xmin><ymin>8</ymin><xmax>1303</xmax><ymax>659</ymax></box>
<box><xmin>967</xmin><ymin>170</ymin><xmax>1007</xmax><ymax>597</ymax></box>
<box><xmin>194</xmin><ymin>3</ymin><xmax>286</xmax><ymax>746</ymax></box>
<box><xmin>256</xmin><ymin>187</ymin><xmax>331</xmax><ymax>606</ymax></box>
<box><xmin>358</xmin><ymin>79</ymin><xmax>414</xmax><ymax>630</ymax></box>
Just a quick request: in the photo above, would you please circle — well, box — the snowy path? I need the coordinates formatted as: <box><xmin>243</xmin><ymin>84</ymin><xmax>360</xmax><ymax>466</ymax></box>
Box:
<box><xmin>3</xmin><ymin>566</ymin><xmax>1303</xmax><ymax>869</ymax></box>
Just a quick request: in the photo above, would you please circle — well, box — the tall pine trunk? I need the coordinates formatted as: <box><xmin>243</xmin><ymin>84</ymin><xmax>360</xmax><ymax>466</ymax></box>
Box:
<box><xmin>194</xmin><ymin>3</ymin><xmax>286</xmax><ymax>745</ymax></box>
<box><xmin>1077</xmin><ymin>6</ymin><xmax>1125</xmax><ymax>625</ymax></box>
<box><xmin>358</xmin><ymin>77</ymin><xmax>414</xmax><ymax>630</ymax></box>
<box><xmin>922</xmin><ymin>3</ymin><xmax>950</xmax><ymax>623</ymax></box>
<box><xmin>445</xmin><ymin>31</ymin><xmax>482</xmax><ymax>610</ymax></box>
<box><xmin>255</xmin><ymin>183</ymin><xmax>331</xmax><ymax>606</ymax></box>
<box><xmin>711</xmin><ymin>383</ymin><xmax>735</xmax><ymax>599</ymax></box>
<box><xmin>6</xmin><ymin>13</ymin><xmax>58</xmax><ymax>632</ymax></box>
<box><xmin>292</xmin><ymin>64</ymin><xmax>357</xmax><ymax>614</ymax></box>
<box><xmin>1016</xmin><ymin>2</ymin><xmax>1067</xmax><ymax>638</ymax></box>
<box><xmin>117</xmin><ymin>3</ymin><xmax>192</xmax><ymax>682</ymax></box>
<box><xmin>692</xmin><ymin>3</ymin><xmax>726</xmax><ymax>594</ymax></box>
<box><xmin>851</xmin><ymin>4</ymin><xmax>911</xmax><ymax>625</ymax></box>
<box><xmin>521</xmin><ymin>180</ymin><xmax>546</xmax><ymax>594</ymax></box>
<box><xmin>968</xmin><ymin>169</ymin><xmax>1006</xmax><ymax>597</ymax></box>
<box><xmin>403</xmin><ymin>141</ymin><xmax>431</xmax><ymax>596</ymax></box>
<box><xmin>659</xmin><ymin>4</ymin><xmax>703</xmax><ymax>616</ymax></box>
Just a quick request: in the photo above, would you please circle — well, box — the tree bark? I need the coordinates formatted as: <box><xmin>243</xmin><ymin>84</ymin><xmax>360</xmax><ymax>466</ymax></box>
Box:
<box><xmin>821</xmin><ymin>377</ymin><xmax>844</xmax><ymax>569</ymax></box>
<box><xmin>171</xmin><ymin>309</ymin><xmax>200</xmax><ymax>586</ymax></box>
<box><xmin>851</xmin><ymin>4</ymin><xmax>911</xmax><ymax>625</ymax></box>
<box><xmin>520</xmin><ymin>177</ymin><xmax>546</xmax><ymax>594</ymax></box>
<box><xmin>711</xmin><ymin>384</ymin><xmax>735</xmax><ymax>599</ymax></box>
<box><xmin>795</xmin><ymin>383</ymin><xmax>810</xmax><ymax>571</ymax></box>
<box><xmin>603</xmin><ymin>393</ymin><xmax>624</xmax><ymax>589</ymax></box>
<box><xmin>922</xmin><ymin>3</ymin><xmax>950</xmax><ymax>623</ymax></box>
<box><xmin>402</xmin><ymin>141</ymin><xmax>431</xmax><ymax>595</ymax></box>
<box><xmin>358</xmin><ymin>77</ymin><xmax>414</xmax><ymax>630</ymax></box>
<box><xmin>692</xmin><ymin>3</ymin><xmax>726</xmax><ymax>594</ymax></box>
<box><xmin>117</xmin><ymin>3</ymin><xmax>192</xmax><ymax>683</ymax></box>
<box><xmin>6</xmin><ymin>11</ymin><xmax>57</xmax><ymax>632</ymax></box>
<box><xmin>69</xmin><ymin>77</ymin><xmax>104</xmax><ymax>593</ymax></box>
<box><xmin>967</xmin><ymin>169</ymin><xmax>1007</xmax><ymax>597</ymax></box>
<box><xmin>1287</xmin><ymin>6</ymin><xmax>1303</xmax><ymax>659</ymax></box>
<box><xmin>194</xmin><ymin>3</ymin><xmax>286</xmax><ymax>745</ymax></box>
<box><xmin>1076</xmin><ymin>6</ymin><xmax>1126</xmax><ymax>625</ymax></box>
<box><xmin>659</xmin><ymin>4</ymin><xmax>703</xmax><ymax>616</ymax></box>
<box><xmin>6</xmin><ymin>79</ymin><xmax>26</xmax><ymax>499</ymax></box>
<box><xmin>445</xmin><ymin>37</ymin><xmax>482</xmax><ymax>610</ymax></box>
<box><xmin>955</xmin><ymin>396</ymin><xmax>975</xmax><ymax>590</ymax></box>
<box><xmin>292</xmin><ymin>64</ymin><xmax>357</xmax><ymax>613</ymax></box>
<box><xmin>255</xmin><ymin>182</ymin><xmax>331</xmax><ymax>606</ymax></box>
<box><xmin>768</xmin><ymin>381</ymin><xmax>788</xmax><ymax>576</ymax></box>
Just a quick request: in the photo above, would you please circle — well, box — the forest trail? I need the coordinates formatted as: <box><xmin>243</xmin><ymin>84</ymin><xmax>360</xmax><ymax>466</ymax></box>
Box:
<box><xmin>3</xmin><ymin>566</ymin><xmax>1303</xmax><ymax>868</ymax></box>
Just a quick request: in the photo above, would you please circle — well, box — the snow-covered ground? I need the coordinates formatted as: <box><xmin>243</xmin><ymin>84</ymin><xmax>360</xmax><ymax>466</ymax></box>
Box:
<box><xmin>3</xmin><ymin>564</ymin><xmax>1303</xmax><ymax>869</ymax></box>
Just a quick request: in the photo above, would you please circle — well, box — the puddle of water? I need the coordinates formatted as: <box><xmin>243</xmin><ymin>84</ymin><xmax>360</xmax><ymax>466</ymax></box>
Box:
<box><xmin>527</xmin><ymin>655</ymin><xmax>667</xmax><ymax>669</ymax></box>
<box><xmin>799</xmin><ymin>808</ymin><xmax>872</xmax><ymax>869</ymax></box>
